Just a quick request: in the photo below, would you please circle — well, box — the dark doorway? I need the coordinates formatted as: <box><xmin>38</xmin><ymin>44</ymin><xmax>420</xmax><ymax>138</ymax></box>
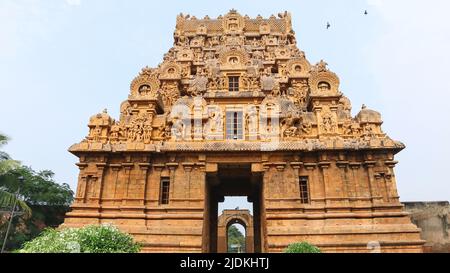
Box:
<box><xmin>204</xmin><ymin>163</ymin><xmax>262</xmax><ymax>253</ymax></box>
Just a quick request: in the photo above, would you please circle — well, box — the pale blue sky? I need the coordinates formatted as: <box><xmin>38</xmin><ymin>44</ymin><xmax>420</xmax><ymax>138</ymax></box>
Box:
<box><xmin>1</xmin><ymin>0</ymin><xmax>449</xmax><ymax>212</ymax></box>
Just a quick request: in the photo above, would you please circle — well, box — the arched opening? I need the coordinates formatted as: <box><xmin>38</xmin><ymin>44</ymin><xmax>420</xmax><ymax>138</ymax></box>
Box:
<box><xmin>227</xmin><ymin>221</ymin><xmax>246</xmax><ymax>253</ymax></box>
<box><xmin>318</xmin><ymin>81</ymin><xmax>331</xmax><ymax>91</ymax></box>
<box><xmin>206</xmin><ymin>164</ymin><xmax>261</xmax><ymax>253</ymax></box>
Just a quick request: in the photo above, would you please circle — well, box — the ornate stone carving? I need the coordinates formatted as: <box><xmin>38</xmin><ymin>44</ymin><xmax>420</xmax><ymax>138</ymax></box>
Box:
<box><xmin>309</xmin><ymin>60</ymin><xmax>340</xmax><ymax>96</ymax></box>
<box><xmin>129</xmin><ymin>67</ymin><xmax>160</xmax><ymax>98</ymax></box>
<box><xmin>222</xmin><ymin>9</ymin><xmax>245</xmax><ymax>34</ymax></box>
<box><xmin>203</xmin><ymin>106</ymin><xmax>224</xmax><ymax>140</ymax></box>
<box><xmin>219</xmin><ymin>47</ymin><xmax>249</xmax><ymax>69</ymax></box>
<box><xmin>159</xmin><ymin>62</ymin><xmax>182</xmax><ymax>80</ymax></box>
<box><xmin>187</xmin><ymin>70</ymin><xmax>208</xmax><ymax>96</ymax></box>
<box><xmin>281</xmin><ymin>112</ymin><xmax>301</xmax><ymax>139</ymax></box>
<box><xmin>286</xmin><ymin>57</ymin><xmax>311</xmax><ymax>78</ymax></box>
<box><xmin>161</xmin><ymin>81</ymin><xmax>180</xmax><ymax>110</ymax></box>
<box><xmin>126</xmin><ymin>112</ymin><xmax>153</xmax><ymax>144</ymax></box>
<box><xmin>288</xmin><ymin>79</ymin><xmax>309</xmax><ymax>106</ymax></box>
<box><xmin>319</xmin><ymin>106</ymin><xmax>337</xmax><ymax>135</ymax></box>
<box><xmin>260</xmin><ymin>70</ymin><xmax>276</xmax><ymax>92</ymax></box>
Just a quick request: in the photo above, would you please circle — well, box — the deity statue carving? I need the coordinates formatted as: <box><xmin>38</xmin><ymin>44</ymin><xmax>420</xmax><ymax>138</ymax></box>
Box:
<box><xmin>281</xmin><ymin>113</ymin><xmax>300</xmax><ymax>138</ymax></box>
<box><xmin>320</xmin><ymin>108</ymin><xmax>337</xmax><ymax>134</ymax></box>
<box><xmin>204</xmin><ymin>107</ymin><xmax>223</xmax><ymax>139</ymax></box>
<box><xmin>241</xmin><ymin>73</ymin><xmax>260</xmax><ymax>91</ymax></box>
<box><xmin>187</xmin><ymin>70</ymin><xmax>208</xmax><ymax>96</ymax></box>
<box><xmin>161</xmin><ymin>81</ymin><xmax>180</xmax><ymax>110</ymax></box>
<box><xmin>260</xmin><ymin>70</ymin><xmax>276</xmax><ymax>92</ymax></box>
<box><xmin>91</xmin><ymin>126</ymin><xmax>102</xmax><ymax>142</ymax></box>
<box><xmin>289</xmin><ymin>80</ymin><xmax>309</xmax><ymax>106</ymax></box>
<box><xmin>169</xmin><ymin>113</ymin><xmax>187</xmax><ymax>141</ymax></box>
<box><xmin>245</xmin><ymin>106</ymin><xmax>258</xmax><ymax>135</ymax></box>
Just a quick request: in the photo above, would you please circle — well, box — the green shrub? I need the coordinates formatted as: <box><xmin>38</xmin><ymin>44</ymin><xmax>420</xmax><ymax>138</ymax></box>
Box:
<box><xmin>284</xmin><ymin>242</ymin><xmax>321</xmax><ymax>253</ymax></box>
<box><xmin>19</xmin><ymin>224</ymin><xmax>141</xmax><ymax>253</ymax></box>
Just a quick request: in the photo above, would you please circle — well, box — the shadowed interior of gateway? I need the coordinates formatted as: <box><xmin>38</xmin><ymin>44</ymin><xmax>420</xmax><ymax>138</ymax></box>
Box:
<box><xmin>206</xmin><ymin>164</ymin><xmax>262</xmax><ymax>253</ymax></box>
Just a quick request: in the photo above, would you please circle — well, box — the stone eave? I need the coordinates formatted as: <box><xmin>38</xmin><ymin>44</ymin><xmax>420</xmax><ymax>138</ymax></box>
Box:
<box><xmin>68</xmin><ymin>139</ymin><xmax>405</xmax><ymax>156</ymax></box>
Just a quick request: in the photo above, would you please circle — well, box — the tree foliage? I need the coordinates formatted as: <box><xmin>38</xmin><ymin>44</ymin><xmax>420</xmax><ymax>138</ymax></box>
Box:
<box><xmin>284</xmin><ymin>242</ymin><xmax>322</xmax><ymax>253</ymax></box>
<box><xmin>0</xmin><ymin>132</ymin><xmax>28</xmax><ymax>214</ymax></box>
<box><xmin>227</xmin><ymin>225</ymin><xmax>246</xmax><ymax>253</ymax></box>
<box><xmin>19</xmin><ymin>225</ymin><xmax>141</xmax><ymax>253</ymax></box>
<box><xmin>0</xmin><ymin>132</ymin><xmax>74</xmax><ymax>251</ymax></box>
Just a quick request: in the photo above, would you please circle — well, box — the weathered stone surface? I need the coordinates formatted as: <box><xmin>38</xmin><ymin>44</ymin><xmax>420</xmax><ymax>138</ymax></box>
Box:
<box><xmin>62</xmin><ymin>10</ymin><xmax>424</xmax><ymax>253</ymax></box>
<box><xmin>403</xmin><ymin>201</ymin><xmax>450</xmax><ymax>253</ymax></box>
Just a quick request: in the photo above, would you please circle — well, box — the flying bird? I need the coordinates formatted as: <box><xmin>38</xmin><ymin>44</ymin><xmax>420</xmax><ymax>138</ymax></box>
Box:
<box><xmin>326</xmin><ymin>22</ymin><xmax>331</xmax><ymax>29</ymax></box>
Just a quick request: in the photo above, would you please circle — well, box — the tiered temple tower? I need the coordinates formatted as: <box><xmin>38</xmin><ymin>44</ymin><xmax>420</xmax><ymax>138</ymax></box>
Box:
<box><xmin>62</xmin><ymin>10</ymin><xmax>425</xmax><ymax>253</ymax></box>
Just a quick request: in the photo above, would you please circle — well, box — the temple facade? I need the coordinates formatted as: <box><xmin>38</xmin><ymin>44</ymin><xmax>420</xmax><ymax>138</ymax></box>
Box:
<box><xmin>62</xmin><ymin>10</ymin><xmax>425</xmax><ymax>253</ymax></box>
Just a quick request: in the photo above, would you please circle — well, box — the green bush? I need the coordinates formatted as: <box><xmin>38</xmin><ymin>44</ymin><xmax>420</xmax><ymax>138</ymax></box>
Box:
<box><xmin>18</xmin><ymin>224</ymin><xmax>141</xmax><ymax>253</ymax></box>
<box><xmin>284</xmin><ymin>242</ymin><xmax>321</xmax><ymax>253</ymax></box>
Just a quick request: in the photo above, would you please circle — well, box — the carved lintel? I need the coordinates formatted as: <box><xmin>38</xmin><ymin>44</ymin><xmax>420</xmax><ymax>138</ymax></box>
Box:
<box><xmin>318</xmin><ymin>161</ymin><xmax>331</xmax><ymax>169</ymax></box>
<box><xmin>96</xmin><ymin>163</ymin><xmax>107</xmax><ymax>169</ymax></box>
<box><xmin>205</xmin><ymin>163</ymin><xmax>218</xmax><ymax>173</ymax></box>
<box><xmin>275</xmin><ymin>162</ymin><xmax>286</xmax><ymax>172</ymax></box>
<box><xmin>110</xmin><ymin>164</ymin><xmax>122</xmax><ymax>171</ymax></box>
<box><xmin>336</xmin><ymin>161</ymin><xmax>349</xmax><ymax>168</ymax></box>
<box><xmin>251</xmin><ymin>163</ymin><xmax>263</xmax><ymax>173</ymax></box>
<box><xmin>153</xmin><ymin>163</ymin><xmax>165</xmax><ymax>172</ymax></box>
<box><xmin>290</xmin><ymin>162</ymin><xmax>303</xmax><ymax>170</ymax></box>
<box><xmin>122</xmin><ymin>162</ymin><xmax>134</xmax><ymax>170</ymax></box>
<box><xmin>76</xmin><ymin>163</ymin><xmax>88</xmax><ymax>170</ymax></box>
<box><xmin>385</xmin><ymin>160</ymin><xmax>398</xmax><ymax>168</ymax></box>
<box><xmin>195</xmin><ymin>162</ymin><xmax>206</xmax><ymax>170</ymax></box>
<box><xmin>166</xmin><ymin>162</ymin><xmax>179</xmax><ymax>170</ymax></box>
<box><xmin>363</xmin><ymin>161</ymin><xmax>376</xmax><ymax>168</ymax></box>
<box><xmin>349</xmin><ymin>162</ymin><xmax>361</xmax><ymax>169</ymax></box>
<box><xmin>138</xmin><ymin>163</ymin><xmax>151</xmax><ymax>170</ymax></box>
<box><xmin>303</xmin><ymin>163</ymin><xmax>317</xmax><ymax>170</ymax></box>
<box><xmin>182</xmin><ymin>162</ymin><xmax>195</xmax><ymax>171</ymax></box>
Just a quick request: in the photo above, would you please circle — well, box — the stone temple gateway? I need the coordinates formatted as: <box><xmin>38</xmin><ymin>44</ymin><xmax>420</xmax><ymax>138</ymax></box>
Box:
<box><xmin>62</xmin><ymin>10</ymin><xmax>425</xmax><ymax>253</ymax></box>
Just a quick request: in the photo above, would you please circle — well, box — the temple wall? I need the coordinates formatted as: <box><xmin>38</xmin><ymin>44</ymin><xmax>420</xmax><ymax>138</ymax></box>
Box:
<box><xmin>261</xmin><ymin>152</ymin><xmax>424</xmax><ymax>253</ymax></box>
<box><xmin>63</xmin><ymin>151</ymin><xmax>425</xmax><ymax>253</ymax></box>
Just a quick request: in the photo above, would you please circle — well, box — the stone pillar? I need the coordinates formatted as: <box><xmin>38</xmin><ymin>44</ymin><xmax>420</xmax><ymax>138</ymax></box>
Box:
<box><xmin>110</xmin><ymin>164</ymin><xmax>121</xmax><ymax>204</ymax></box>
<box><xmin>122</xmin><ymin>163</ymin><xmax>134</xmax><ymax>205</ymax></box>
<box><xmin>193</xmin><ymin>96</ymin><xmax>204</xmax><ymax>141</ymax></box>
<box><xmin>182</xmin><ymin>162</ymin><xmax>194</xmax><ymax>204</ymax></box>
<box><xmin>153</xmin><ymin>164</ymin><xmax>165</xmax><ymax>205</ymax></box>
<box><xmin>166</xmin><ymin>162</ymin><xmax>179</xmax><ymax>203</ymax></box>
<box><xmin>318</xmin><ymin>160</ymin><xmax>331</xmax><ymax>205</ymax></box>
<box><xmin>138</xmin><ymin>163</ymin><xmax>151</xmax><ymax>206</ymax></box>
<box><xmin>364</xmin><ymin>160</ymin><xmax>380</xmax><ymax>204</ymax></box>
<box><xmin>75</xmin><ymin>163</ymin><xmax>88</xmax><ymax>203</ymax></box>
<box><xmin>385</xmin><ymin>160</ymin><xmax>400</xmax><ymax>203</ymax></box>
<box><xmin>349</xmin><ymin>162</ymin><xmax>361</xmax><ymax>203</ymax></box>
<box><xmin>304</xmin><ymin>163</ymin><xmax>322</xmax><ymax>206</ymax></box>
<box><xmin>94</xmin><ymin>163</ymin><xmax>107</xmax><ymax>205</ymax></box>
<box><xmin>291</xmin><ymin>161</ymin><xmax>304</xmax><ymax>202</ymax></box>
<box><xmin>336</xmin><ymin>160</ymin><xmax>350</xmax><ymax>206</ymax></box>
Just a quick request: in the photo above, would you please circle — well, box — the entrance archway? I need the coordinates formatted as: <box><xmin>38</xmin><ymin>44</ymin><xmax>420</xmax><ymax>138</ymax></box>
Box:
<box><xmin>217</xmin><ymin>210</ymin><xmax>254</xmax><ymax>253</ymax></box>
<box><xmin>204</xmin><ymin>163</ymin><xmax>263</xmax><ymax>253</ymax></box>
